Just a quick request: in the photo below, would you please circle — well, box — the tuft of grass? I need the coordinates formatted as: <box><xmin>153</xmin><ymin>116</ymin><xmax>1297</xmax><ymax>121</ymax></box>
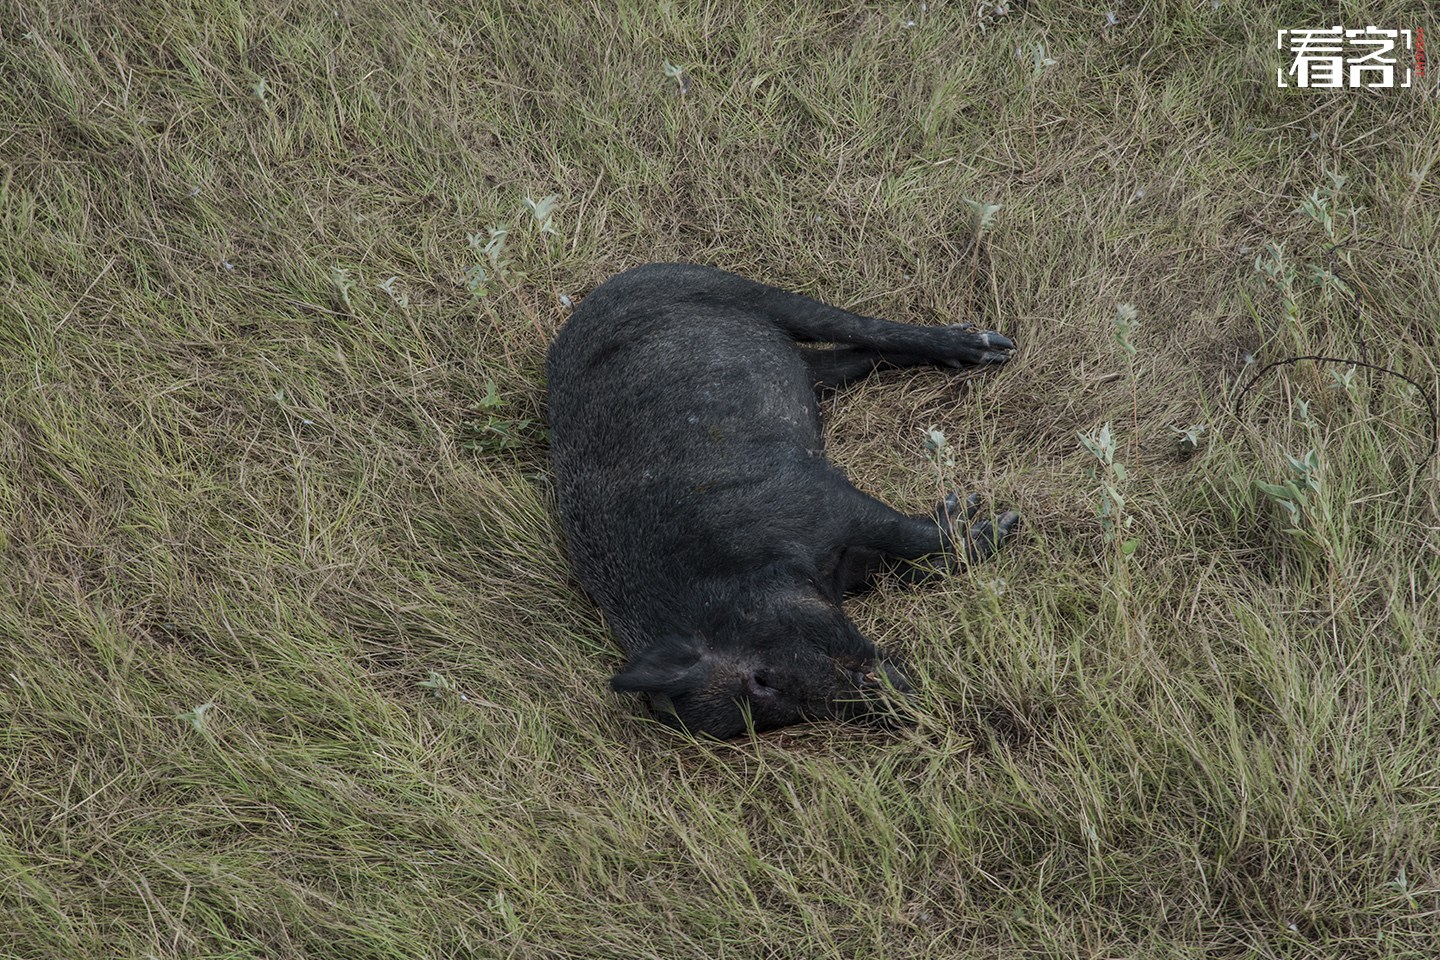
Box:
<box><xmin>1</xmin><ymin>2</ymin><xmax>1437</xmax><ymax>958</ymax></box>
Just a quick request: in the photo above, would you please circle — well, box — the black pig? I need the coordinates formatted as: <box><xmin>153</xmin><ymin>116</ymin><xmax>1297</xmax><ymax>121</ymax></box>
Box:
<box><xmin>546</xmin><ymin>264</ymin><xmax>1018</xmax><ymax>738</ymax></box>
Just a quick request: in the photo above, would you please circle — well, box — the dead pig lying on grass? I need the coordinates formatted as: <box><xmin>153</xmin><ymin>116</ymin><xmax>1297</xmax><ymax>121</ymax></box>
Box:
<box><xmin>546</xmin><ymin>264</ymin><xmax>1019</xmax><ymax>739</ymax></box>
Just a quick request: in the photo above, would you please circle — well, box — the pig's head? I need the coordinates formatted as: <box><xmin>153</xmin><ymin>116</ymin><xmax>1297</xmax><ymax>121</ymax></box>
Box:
<box><xmin>610</xmin><ymin>600</ymin><xmax>911</xmax><ymax>739</ymax></box>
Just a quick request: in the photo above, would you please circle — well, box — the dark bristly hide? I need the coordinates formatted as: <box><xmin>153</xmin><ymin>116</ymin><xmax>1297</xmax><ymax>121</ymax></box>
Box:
<box><xmin>547</xmin><ymin>264</ymin><xmax>1019</xmax><ymax>738</ymax></box>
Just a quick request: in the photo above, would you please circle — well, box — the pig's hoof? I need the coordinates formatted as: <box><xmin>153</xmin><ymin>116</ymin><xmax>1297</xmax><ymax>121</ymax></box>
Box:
<box><xmin>940</xmin><ymin>325</ymin><xmax>1016</xmax><ymax>367</ymax></box>
<box><xmin>963</xmin><ymin>510</ymin><xmax>1020</xmax><ymax>563</ymax></box>
<box><xmin>936</xmin><ymin>492</ymin><xmax>1019</xmax><ymax>564</ymax></box>
<box><xmin>936</xmin><ymin>491</ymin><xmax>981</xmax><ymax>527</ymax></box>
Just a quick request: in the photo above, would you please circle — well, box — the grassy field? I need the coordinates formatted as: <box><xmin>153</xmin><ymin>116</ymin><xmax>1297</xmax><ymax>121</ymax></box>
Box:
<box><xmin>2</xmin><ymin>1</ymin><xmax>1438</xmax><ymax>957</ymax></box>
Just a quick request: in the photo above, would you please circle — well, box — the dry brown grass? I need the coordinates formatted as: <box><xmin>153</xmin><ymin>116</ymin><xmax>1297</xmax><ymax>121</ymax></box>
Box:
<box><xmin>2</xmin><ymin>1</ymin><xmax>1438</xmax><ymax>957</ymax></box>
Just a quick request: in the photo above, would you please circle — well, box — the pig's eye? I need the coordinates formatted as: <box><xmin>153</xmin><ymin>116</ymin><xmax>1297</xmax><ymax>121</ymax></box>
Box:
<box><xmin>745</xmin><ymin>673</ymin><xmax>780</xmax><ymax>699</ymax></box>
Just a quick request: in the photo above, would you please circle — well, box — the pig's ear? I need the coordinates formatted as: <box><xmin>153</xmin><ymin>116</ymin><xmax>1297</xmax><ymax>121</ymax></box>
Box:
<box><xmin>610</xmin><ymin>636</ymin><xmax>712</xmax><ymax>698</ymax></box>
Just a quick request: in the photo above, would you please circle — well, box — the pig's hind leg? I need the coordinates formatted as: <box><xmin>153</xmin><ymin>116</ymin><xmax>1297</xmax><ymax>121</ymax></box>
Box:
<box><xmin>691</xmin><ymin>269</ymin><xmax>1016</xmax><ymax>369</ymax></box>
<box><xmin>798</xmin><ymin>346</ymin><xmax>938</xmax><ymax>390</ymax></box>
<box><xmin>753</xmin><ymin>288</ymin><xmax>1014</xmax><ymax>368</ymax></box>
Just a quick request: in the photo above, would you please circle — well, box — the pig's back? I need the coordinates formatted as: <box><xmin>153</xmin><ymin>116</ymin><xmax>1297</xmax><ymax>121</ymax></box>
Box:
<box><xmin>546</xmin><ymin>264</ymin><xmax>833</xmax><ymax>647</ymax></box>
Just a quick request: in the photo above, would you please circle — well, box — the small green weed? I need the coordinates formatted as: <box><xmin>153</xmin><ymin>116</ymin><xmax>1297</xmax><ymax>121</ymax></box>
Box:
<box><xmin>460</xmin><ymin>380</ymin><xmax>547</xmax><ymax>454</ymax></box>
